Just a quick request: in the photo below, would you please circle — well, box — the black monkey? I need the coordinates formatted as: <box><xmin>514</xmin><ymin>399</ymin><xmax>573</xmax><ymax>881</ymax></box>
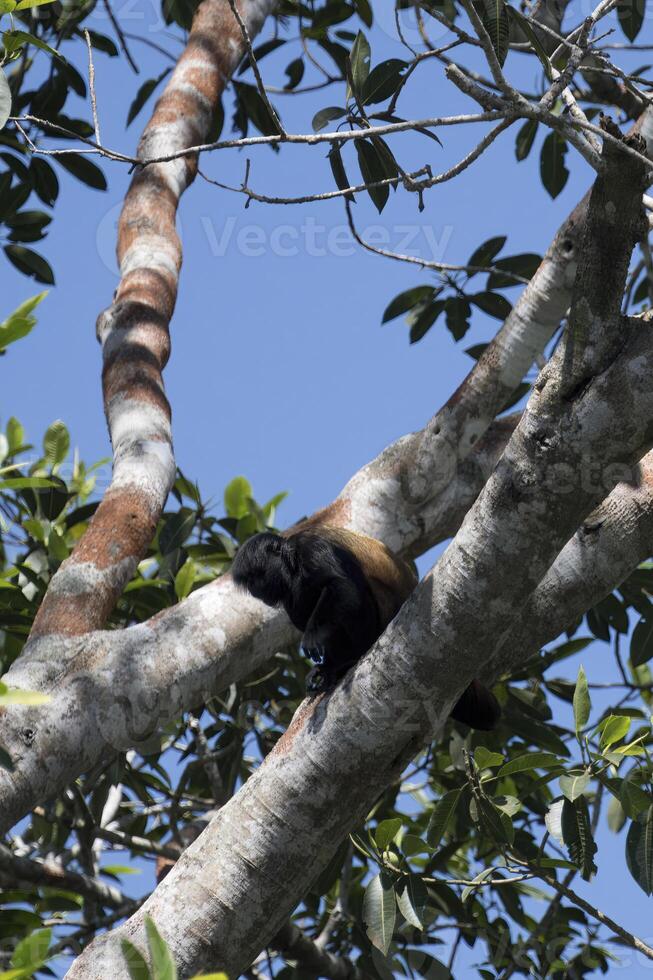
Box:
<box><xmin>231</xmin><ymin>524</ymin><xmax>500</xmax><ymax>730</ymax></box>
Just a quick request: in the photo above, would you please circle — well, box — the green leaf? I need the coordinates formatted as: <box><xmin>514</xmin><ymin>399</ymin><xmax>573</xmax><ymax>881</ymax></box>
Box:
<box><xmin>467</xmin><ymin>235</ymin><xmax>506</xmax><ymax>269</ymax></box>
<box><xmin>626</xmin><ymin>805</ymin><xmax>653</xmax><ymax>895</ymax></box>
<box><xmin>312</xmin><ymin>106</ymin><xmax>347</xmax><ymax>133</ymax></box>
<box><xmin>327</xmin><ymin>143</ymin><xmax>354</xmax><ymax>201</ymax></box>
<box><xmin>608</xmin><ymin>795</ymin><xmax>626</xmax><ymax>833</ymax></box>
<box><xmin>224</xmin><ymin>476</ymin><xmax>253</xmax><ymax>519</ymax></box>
<box><xmin>508</xmin><ymin>6</ymin><xmax>553</xmax><ymax>78</ymax></box>
<box><xmin>284</xmin><ymin>57</ymin><xmax>305</xmax><ymax>90</ymax></box>
<box><xmin>573</xmin><ymin>665</ymin><xmax>590</xmax><ymax>734</ymax></box>
<box><xmin>396</xmin><ymin>874</ymin><xmax>427</xmax><ymax>929</ymax></box>
<box><xmin>559</xmin><ymin>771</ymin><xmax>590</xmax><ymax>802</ymax></box>
<box><xmin>617</xmin><ymin>0</ymin><xmax>645</xmax><ymax>41</ymax></box>
<box><xmin>621</xmin><ymin>780</ymin><xmax>653</xmax><ymax>820</ymax></box>
<box><xmin>14</xmin><ymin>0</ymin><xmax>57</xmax><ymax>10</ymax></box>
<box><xmin>4</xmin><ymin>290</ymin><xmax>47</xmax><ymax>323</ymax></box>
<box><xmin>427</xmin><ymin>789</ymin><xmax>461</xmax><ymax>847</ymax></box>
<box><xmin>145</xmin><ymin>916</ymin><xmax>177</xmax><ymax>980</ymax></box>
<box><xmin>478</xmin><ymin>798</ymin><xmax>514</xmax><ymax>844</ymax></box>
<box><xmin>6</xmin><ymin>417</ymin><xmax>24</xmax><ymax>451</ymax></box>
<box><xmin>2</xmin><ymin>30</ymin><xmax>64</xmax><ymax>61</ymax></box>
<box><xmin>499</xmin><ymin>751</ymin><xmax>560</xmax><ymax>777</ymax></box>
<box><xmin>238</xmin><ymin>38</ymin><xmax>285</xmax><ymax>76</ymax></box>
<box><xmin>474</xmin><ymin>746</ymin><xmax>504</xmax><ymax>769</ymax></box>
<box><xmin>10</xmin><ymin>927</ymin><xmax>51</xmax><ymax>972</ymax></box>
<box><xmin>494</xmin><ymin>794</ymin><xmax>521</xmax><ymax>817</ymax></box>
<box><xmin>190</xmin><ymin>975</ymin><xmax>229</xmax><ymax>980</ymax></box>
<box><xmin>470</xmin><ymin>291</ymin><xmax>512</xmax><ymax>320</ymax></box>
<box><xmin>84</xmin><ymin>30</ymin><xmax>119</xmax><ymax>56</ymax></box>
<box><xmin>375</xmin><ymin>817</ymin><xmax>402</xmax><ymax>851</ymax></box>
<box><xmin>349</xmin><ymin>31</ymin><xmax>371</xmax><ymax>96</ymax></box>
<box><xmin>515</xmin><ymin>118</ymin><xmax>538</xmax><ymax>162</ymax></box>
<box><xmin>444</xmin><ymin>296</ymin><xmax>471</xmax><ymax>341</ymax></box>
<box><xmin>382</xmin><ymin>286</ymin><xmax>434</xmax><ymax>323</ymax></box>
<box><xmin>540</xmin><ymin>131</ymin><xmax>569</xmax><ymax>199</ymax></box>
<box><xmin>43</xmin><ymin>420</ymin><xmax>70</xmax><ymax>469</ymax></box>
<box><xmin>3</xmin><ymin>31</ymin><xmax>66</xmax><ymax>63</ymax></box>
<box><xmin>486</xmin><ymin>252</ymin><xmax>542</xmax><ymax>289</ymax></box>
<box><xmin>127</xmin><ymin>70</ymin><xmax>172</xmax><ymax>126</ymax></box>
<box><xmin>631</xmin><ymin>610</ymin><xmax>653</xmax><ymax>667</ymax></box>
<box><xmin>363</xmin><ymin>873</ymin><xmax>396</xmax><ymax>955</ymax></box>
<box><xmin>361</xmin><ymin>59</ymin><xmax>407</xmax><ymax>104</ymax></box>
<box><xmin>0</xmin><ymin>69</ymin><xmax>11</xmax><ymax>131</ymax></box>
<box><xmin>355</xmin><ymin>137</ymin><xmax>398</xmax><ymax>213</ymax></box>
<box><xmin>474</xmin><ymin>0</ymin><xmax>510</xmax><ymax>67</ymax></box>
<box><xmin>174</xmin><ymin>560</ymin><xmax>195</xmax><ymax>601</ymax></box>
<box><xmin>561</xmin><ymin>797</ymin><xmax>597</xmax><ymax>880</ymax></box>
<box><xmin>461</xmin><ymin>867</ymin><xmax>494</xmax><ymax>903</ymax></box>
<box><xmin>599</xmin><ymin>714</ymin><xmax>630</xmax><ymax>750</ymax></box>
<box><xmin>4</xmin><ymin>246</ymin><xmax>54</xmax><ymax>284</ymax></box>
<box><xmin>121</xmin><ymin>939</ymin><xmax>151</xmax><ymax>980</ymax></box>
<box><xmin>56</xmin><ymin>153</ymin><xmax>107</xmax><ymax>191</ymax></box>
<box><xmin>0</xmin><ymin>317</ymin><xmax>34</xmax><ymax>351</ymax></box>
<box><xmin>409</xmin><ymin>301</ymin><xmax>446</xmax><ymax>343</ymax></box>
<box><xmin>159</xmin><ymin>509</ymin><xmax>196</xmax><ymax>554</ymax></box>
<box><xmin>355</xmin><ymin>0</ymin><xmax>373</xmax><ymax>27</ymax></box>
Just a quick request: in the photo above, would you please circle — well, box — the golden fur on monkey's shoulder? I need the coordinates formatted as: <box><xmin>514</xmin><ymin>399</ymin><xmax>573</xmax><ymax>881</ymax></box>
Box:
<box><xmin>284</xmin><ymin>522</ymin><xmax>418</xmax><ymax>626</ymax></box>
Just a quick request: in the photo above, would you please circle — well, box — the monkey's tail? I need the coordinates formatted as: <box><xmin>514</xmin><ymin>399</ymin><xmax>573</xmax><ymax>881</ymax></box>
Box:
<box><xmin>450</xmin><ymin>679</ymin><xmax>501</xmax><ymax>731</ymax></box>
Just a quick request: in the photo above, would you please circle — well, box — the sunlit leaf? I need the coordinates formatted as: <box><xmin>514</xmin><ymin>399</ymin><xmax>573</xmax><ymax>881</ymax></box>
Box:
<box><xmin>363</xmin><ymin>873</ymin><xmax>396</xmax><ymax>955</ymax></box>
<box><xmin>573</xmin><ymin>665</ymin><xmax>590</xmax><ymax>734</ymax></box>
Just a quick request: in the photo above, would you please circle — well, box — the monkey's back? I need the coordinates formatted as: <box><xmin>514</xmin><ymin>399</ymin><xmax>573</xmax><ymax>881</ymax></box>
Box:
<box><xmin>288</xmin><ymin>523</ymin><xmax>418</xmax><ymax>630</ymax></box>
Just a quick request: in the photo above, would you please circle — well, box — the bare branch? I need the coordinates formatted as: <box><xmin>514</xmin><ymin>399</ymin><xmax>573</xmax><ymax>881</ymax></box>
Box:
<box><xmin>0</xmin><ymin>842</ymin><xmax>132</xmax><ymax>910</ymax></box>
<box><xmin>102</xmin><ymin>0</ymin><xmax>139</xmax><ymax>74</ymax></box>
<box><xmin>83</xmin><ymin>30</ymin><xmax>101</xmax><ymax>145</ymax></box>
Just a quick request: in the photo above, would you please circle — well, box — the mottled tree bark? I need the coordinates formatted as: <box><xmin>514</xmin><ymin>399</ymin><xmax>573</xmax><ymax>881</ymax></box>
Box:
<box><xmin>66</xmin><ymin>125</ymin><xmax>653</xmax><ymax>978</ymax></box>
<box><xmin>28</xmin><ymin>0</ymin><xmax>276</xmax><ymax>641</ymax></box>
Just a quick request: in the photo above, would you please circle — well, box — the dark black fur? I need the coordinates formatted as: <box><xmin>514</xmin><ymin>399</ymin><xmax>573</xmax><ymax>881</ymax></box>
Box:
<box><xmin>232</xmin><ymin>530</ymin><xmax>501</xmax><ymax>730</ymax></box>
<box><xmin>231</xmin><ymin>530</ymin><xmax>380</xmax><ymax>691</ymax></box>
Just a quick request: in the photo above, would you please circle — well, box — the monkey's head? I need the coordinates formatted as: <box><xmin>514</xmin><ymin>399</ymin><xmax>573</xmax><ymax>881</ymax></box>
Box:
<box><xmin>231</xmin><ymin>532</ymin><xmax>295</xmax><ymax>606</ymax></box>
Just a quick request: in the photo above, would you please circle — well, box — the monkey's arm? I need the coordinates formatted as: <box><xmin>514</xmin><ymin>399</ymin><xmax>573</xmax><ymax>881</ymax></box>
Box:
<box><xmin>301</xmin><ymin>577</ymin><xmax>378</xmax><ymax>693</ymax></box>
<box><xmin>299</xmin><ymin>587</ymin><xmax>329</xmax><ymax>664</ymax></box>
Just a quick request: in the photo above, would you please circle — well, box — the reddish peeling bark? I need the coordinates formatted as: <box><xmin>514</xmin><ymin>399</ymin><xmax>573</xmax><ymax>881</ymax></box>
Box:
<box><xmin>29</xmin><ymin>0</ymin><xmax>277</xmax><ymax>640</ymax></box>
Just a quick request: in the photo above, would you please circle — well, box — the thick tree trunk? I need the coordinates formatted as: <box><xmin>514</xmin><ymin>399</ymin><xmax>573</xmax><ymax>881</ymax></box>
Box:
<box><xmin>66</xmin><ymin>133</ymin><xmax>653</xmax><ymax>977</ymax></box>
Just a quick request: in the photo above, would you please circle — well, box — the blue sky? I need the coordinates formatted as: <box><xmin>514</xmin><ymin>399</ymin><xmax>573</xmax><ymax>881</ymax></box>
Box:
<box><xmin>2</xmin><ymin>1</ymin><xmax>653</xmax><ymax>974</ymax></box>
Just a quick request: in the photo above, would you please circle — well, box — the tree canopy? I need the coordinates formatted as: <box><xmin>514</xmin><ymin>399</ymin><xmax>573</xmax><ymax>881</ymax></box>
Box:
<box><xmin>1</xmin><ymin>0</ymin><xmax>653</xmax><ymax>977</ymax></box>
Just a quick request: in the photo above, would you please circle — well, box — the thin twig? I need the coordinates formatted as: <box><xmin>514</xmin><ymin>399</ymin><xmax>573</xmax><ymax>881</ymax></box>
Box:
<box><xmin>83</xmin><ymin>30</ymin><xmax>101</xmax><ymax>145</ymax></box>
<box><xmin>102</xmin><ymin>0</ymin><xmax>139</xmax><ymax>74</ymax></box>
<box><xmin>227</xmin><ymin>0</ymin><xmax>285</xmax><ymax>137</ymax></box>
<box><xmin>0</xmin><ymin>842</ymin><xmax>132</xmax><ymax>910</ymax></box>
<box><xmin>344</xmin><ymin>196</ymin><xmax>528</xmax><ymax>283</ymax></box>
<box><xmin>188</xmin><ymin>711</ymin><xmax>225</xmax><ymax>804</ymax></box>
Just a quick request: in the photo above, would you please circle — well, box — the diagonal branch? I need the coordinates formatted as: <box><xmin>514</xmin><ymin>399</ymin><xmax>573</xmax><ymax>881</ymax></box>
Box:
<box><xmin>486</xmin><ymin>443</ymin><xmax>653</xmax><ymax>679</ymax></box>
<box><xmin>67</xmin><ymin>301</ymin><xmax>653</xmax><ymax>980</ymax></box>
<box><xmin>0</xmin><ymin>842</ymin><xmax>132</xmax><ymax>910</ymax></box>
<box><xmin>64</xmin><ymin>138</ymin><xmax>653</xmax><ymax>976</ymax></box>
<box><xmin>0</xmin><ymin>116</ymin><xmax>630</xmax><ymax>831</ymax></box>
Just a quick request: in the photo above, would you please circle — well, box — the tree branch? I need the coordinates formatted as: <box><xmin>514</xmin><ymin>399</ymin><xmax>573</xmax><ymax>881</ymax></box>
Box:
<box><xmin>26</xmin><ymin>0</ymin><xmax>277</xmax><ymax>642</ymax></box>
<box><xmin>64</xmin><ymin>149</ymin><xmax>653</xmax><ymax>972</ymax></box>
<box><xmin>0</xmin><ymin>843</ymin><xmax>132</xmax><ymax>910</ymax></box>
